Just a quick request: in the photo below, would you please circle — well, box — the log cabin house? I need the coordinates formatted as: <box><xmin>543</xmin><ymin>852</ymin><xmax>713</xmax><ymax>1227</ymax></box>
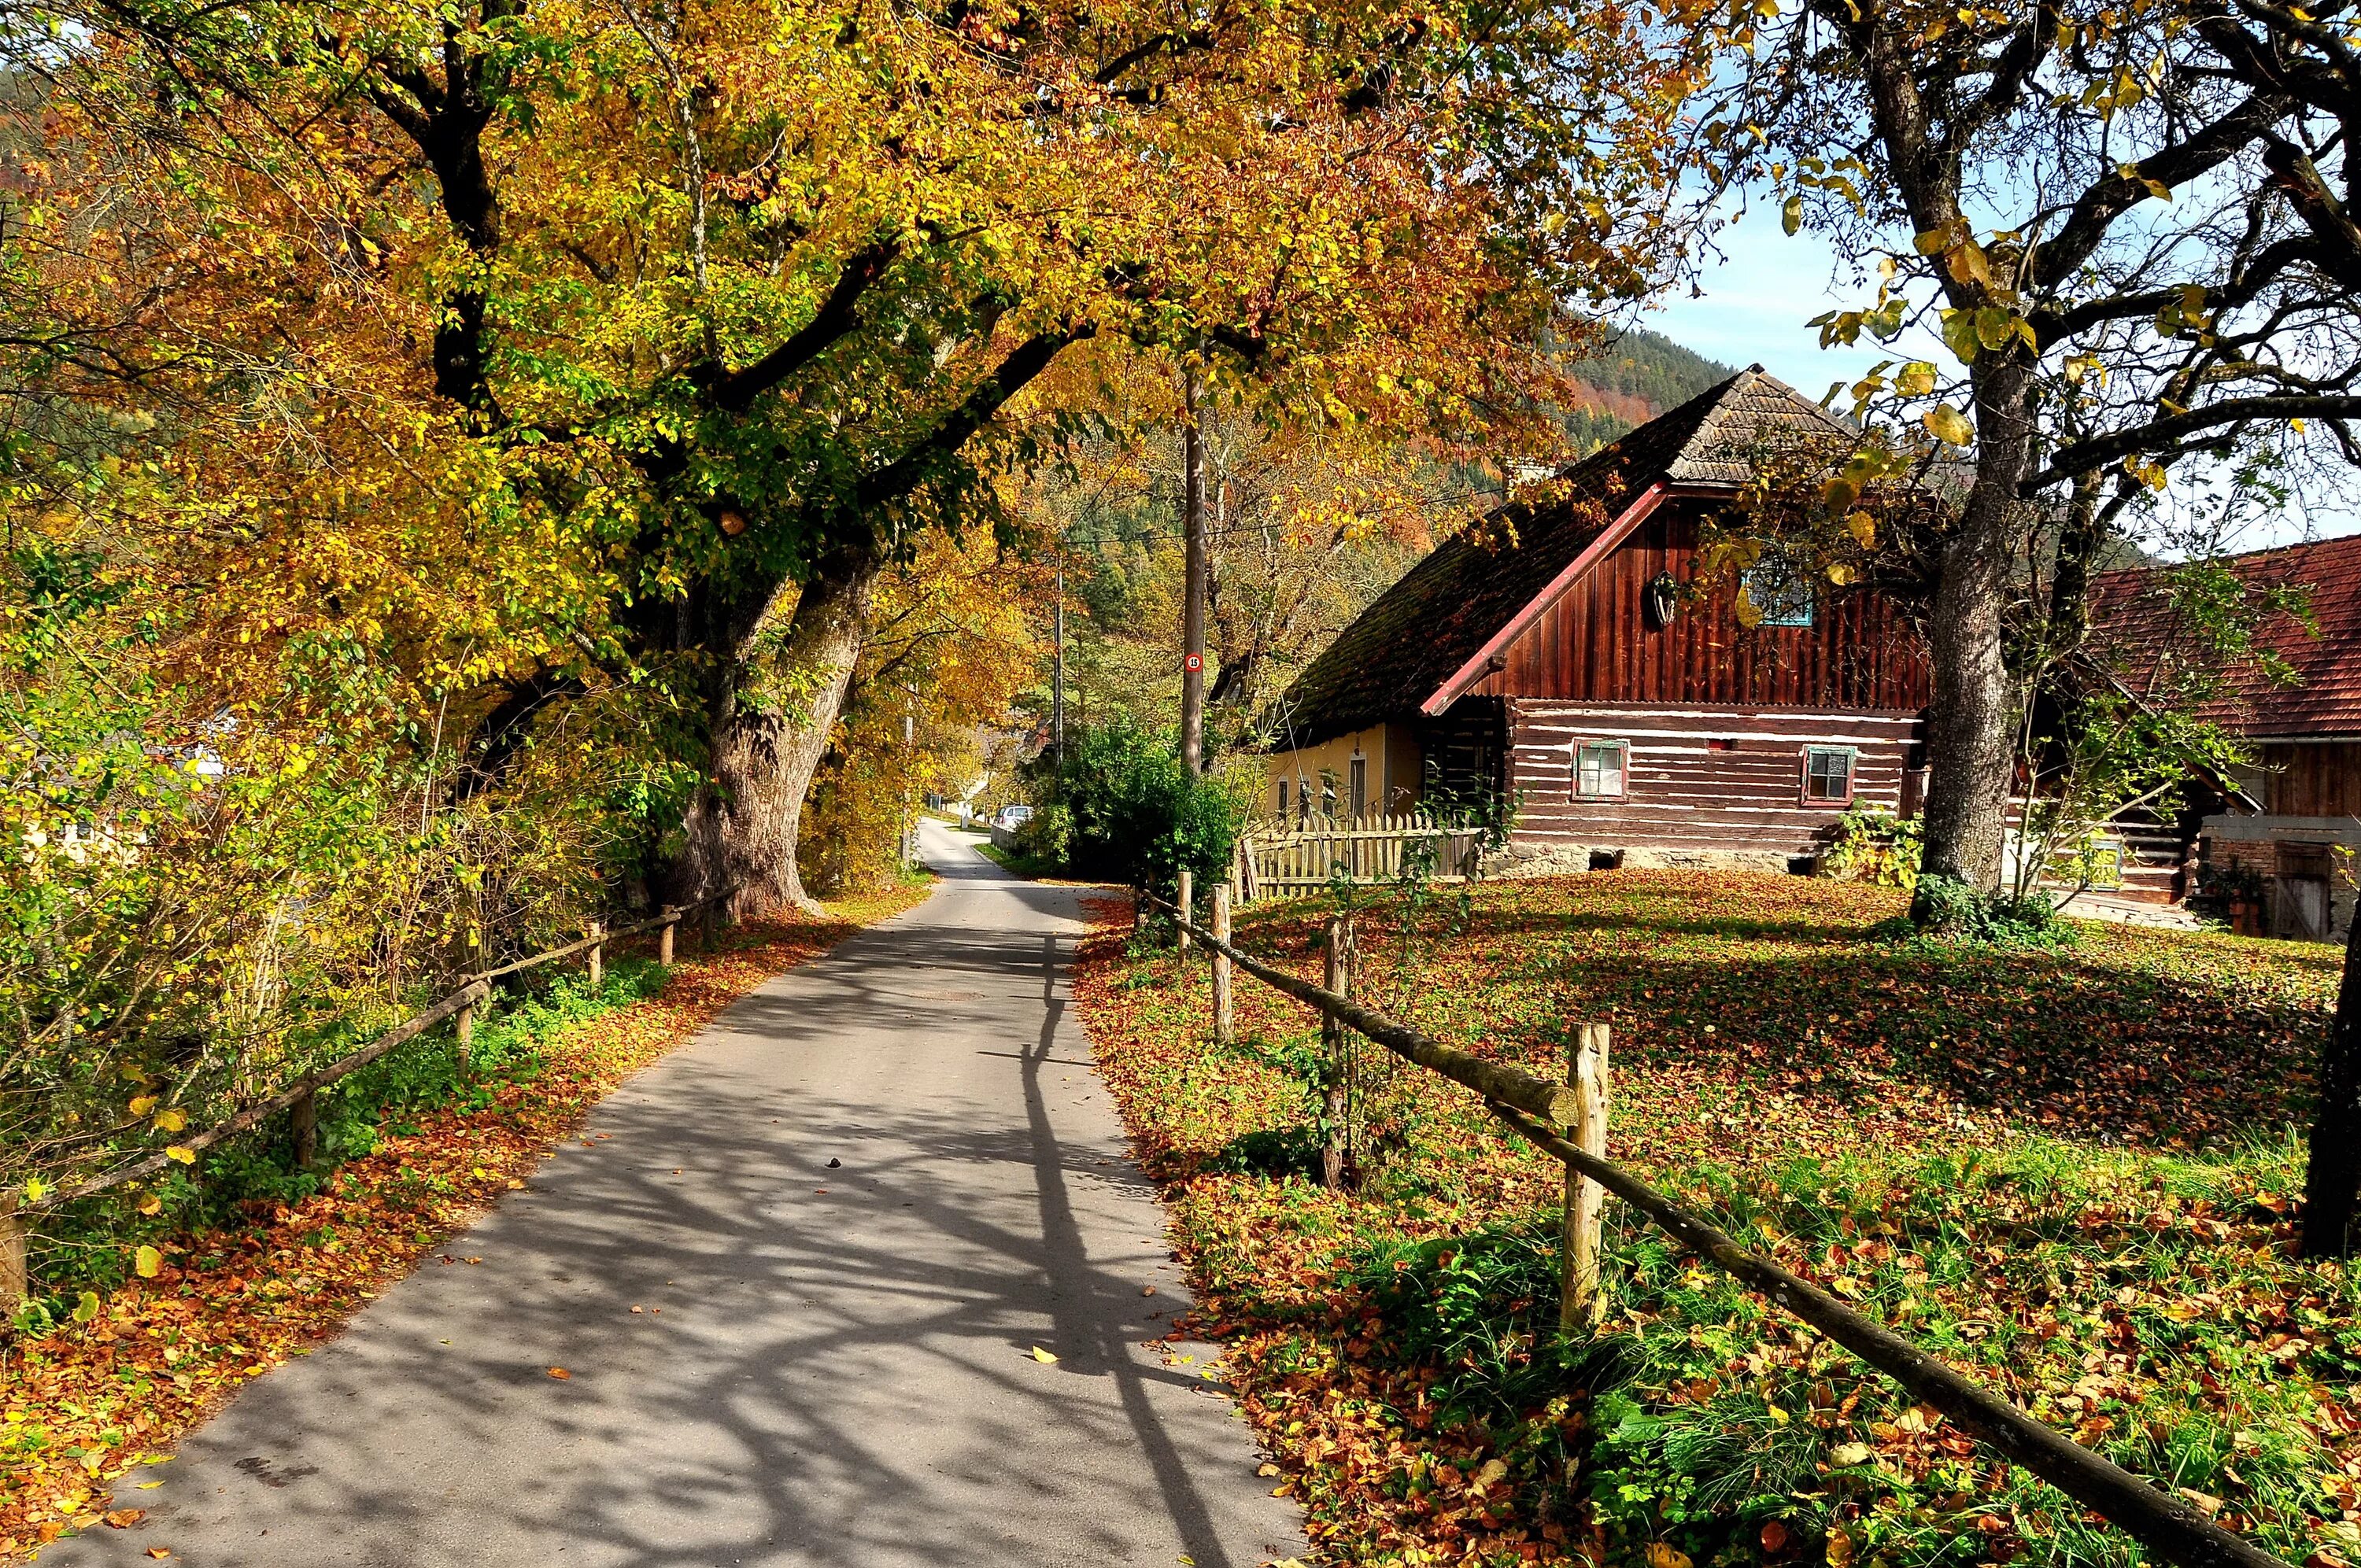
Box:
<box><xmin>2086</xmin><ymin>535</ymin><xmax>2361</xmax><ymax>940</ymax></box>
<box><xmin>1263</xmin><ymin>368</ymin><xmax>1933</xmax><ymax>872</ymax></box>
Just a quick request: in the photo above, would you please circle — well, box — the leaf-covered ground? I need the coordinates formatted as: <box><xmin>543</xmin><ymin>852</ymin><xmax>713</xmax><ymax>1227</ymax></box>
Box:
<box><xmin>1073</xmin><ymin>871</ymin><xmax>2359</xmax><ymax>1568</ymax></box>
<box><xmin>0</xmin><ymin>885</ymin><xmax>927</xmax><ymax>1559</ymax></box>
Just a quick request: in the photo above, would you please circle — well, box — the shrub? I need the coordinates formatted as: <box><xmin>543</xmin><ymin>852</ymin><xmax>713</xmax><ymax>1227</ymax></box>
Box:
<box><xmin>1054</xmin><ymin>720</ymin><xmax>1249</xmax><ymax>896</ymax></box>
<box><xmin>1820</xmin><ymin>802</ymin><xmax>1922</xmax><ymax>888</ymax></box>
<box><xmin>1014</xmin><ymin>802</ymin><xmax>1073</xmax><ymax>865</ymax></box>
<box><xmin>1883</xmin><ymin>871</ymin><xmax>2079</xmax><ymax>949</ymax></box>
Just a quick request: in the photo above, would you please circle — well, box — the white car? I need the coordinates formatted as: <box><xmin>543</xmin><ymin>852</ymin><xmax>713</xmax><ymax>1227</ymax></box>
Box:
<box><xmin>990</xmin><ymin>805</ymin><xmax>1035</xmax><ymax>833</ymax></box>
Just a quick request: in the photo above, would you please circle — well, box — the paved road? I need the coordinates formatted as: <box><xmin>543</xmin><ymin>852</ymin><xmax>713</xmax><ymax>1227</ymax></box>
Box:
<box><xmin>52</xmin><ymin>823</ymin><xmax>1305</xmax><ymax>1567</ymax></box>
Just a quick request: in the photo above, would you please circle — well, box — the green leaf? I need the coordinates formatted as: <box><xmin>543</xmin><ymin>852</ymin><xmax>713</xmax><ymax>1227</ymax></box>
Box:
<box><xmin>1923</xmin><ymin>404</ymin><xmax>1974</xmax><ymax>446</ymax></box>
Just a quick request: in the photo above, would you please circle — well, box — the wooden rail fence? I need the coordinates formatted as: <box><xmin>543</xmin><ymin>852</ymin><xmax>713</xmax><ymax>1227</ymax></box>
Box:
<box><xmin>2</xmin><ymin>895</ymin><xmax>732</xmax><ymax>1304</ymax></box>
<box><xmin>1150</xmin><ymin>891</ymin><xmax>2293</xmax><ymax>1568</ymax></box>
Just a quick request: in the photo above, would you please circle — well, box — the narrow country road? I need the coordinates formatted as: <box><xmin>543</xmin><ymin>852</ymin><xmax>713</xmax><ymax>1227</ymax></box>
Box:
<box><xmin>50</xmin><ymin>823</ymin><xmax>1307</xmax><ymax>1567</ymax></box>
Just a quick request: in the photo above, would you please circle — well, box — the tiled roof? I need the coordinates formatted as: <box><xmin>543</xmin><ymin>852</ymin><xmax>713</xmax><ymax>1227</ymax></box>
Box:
<box><xmin>1269</xmin><ymin>367</ymin><xmax>1851</xmax><ymax>747</ymax></box>
<box><xmin>2088</xmin><ymin>533</ymin><xmax>2361</xmax><ymax>737</ymax></box>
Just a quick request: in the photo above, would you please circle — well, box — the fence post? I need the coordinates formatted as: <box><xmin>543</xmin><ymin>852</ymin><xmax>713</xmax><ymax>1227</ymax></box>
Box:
<box><xmin>0</xmin><ymin>1197</ymin><xmax>25</xmax><ymax>1312</ymax></box>
<box><xmin>1561</xmin><ymin>1020</ymin><xmax>1612</xmax><ymax>1329</ymax></box>
<box><xmin>1177</xmin><ymin>869</ymin><xmax>1194</xmax><ymax>957</ymax></box>
<box><xmin>456</xmin><ymin>994</ymin><xmax>476</xmax><ymax>1076</ymax></box>
<box><xmin>660</xmin><ymin>911</ymin><xmax>677</xmax><ymax>968</ymax></box>
<box><xmin>588</xmin><ymin>921</ymin><xmax>604</xmax><ymax>987</ymax></box>
<box><xmin>290</xmin><ymin>1088</ymin><xmax>318</xmax><ymax>1171</ymax></box>
<box><xmin>1320</xmin><ymin>915</ymin><xmax>1354</xmax><ymax>1188</ymax></box>
<box><xmin>1211</xmin><ymin>883</ymin><xmax>1233</xmax><ymax>1046</ymax></box>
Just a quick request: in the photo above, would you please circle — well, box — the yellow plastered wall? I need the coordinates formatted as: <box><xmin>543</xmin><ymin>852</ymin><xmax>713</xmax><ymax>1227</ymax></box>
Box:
<box><xmin>1262</xmin><ymin>723</ymin><xmax>1424</xmax><ymax>820</ymax></box>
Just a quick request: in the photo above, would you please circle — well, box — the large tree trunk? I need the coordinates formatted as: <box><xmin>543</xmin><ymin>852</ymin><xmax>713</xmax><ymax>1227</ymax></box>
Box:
<box><xmin>679</xmin><ymin>550</ymin><xmax>879</xmax><ymax>920</ymax></box>
<box><xmin>2304</xmin><ymin>909</ymin><xmax>2361</xmax><ymax>1258</ymax></box>
<box><xmin>1912</xmin><ymin>362</ymin><xmax>2038</xmax><ymax>916</ymax></box>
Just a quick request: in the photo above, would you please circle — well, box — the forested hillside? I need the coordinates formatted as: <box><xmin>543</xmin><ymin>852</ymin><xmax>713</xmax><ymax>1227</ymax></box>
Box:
<box><xmin>1562</xmin><ymin>326</ymin><xmax>1737</xmax><ymax>453</ymax></box>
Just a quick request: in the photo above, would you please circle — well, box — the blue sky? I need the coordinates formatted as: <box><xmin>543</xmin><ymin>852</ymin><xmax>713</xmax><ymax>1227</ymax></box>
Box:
<box><xmin>1644</xmin><ymin>212</ymin><xmax>2359</xmax><ymax>552</ymax></box>
<box><xmin>1646</xmin><ymin>216</ymin><xmax>1891</xmax><ymax>396</ymax></box>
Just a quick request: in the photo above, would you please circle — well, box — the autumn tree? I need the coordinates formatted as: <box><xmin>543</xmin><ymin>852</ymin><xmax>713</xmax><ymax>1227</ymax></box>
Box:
<box><xmin>1700</xmin><ymin>0</ymin><xmax>2361</xmax><ymax>920</ymax></box>
<box><xmin>14</xmin><ymin>0</ymin><xmax>1705</xmax><ymax>917</ymax></box>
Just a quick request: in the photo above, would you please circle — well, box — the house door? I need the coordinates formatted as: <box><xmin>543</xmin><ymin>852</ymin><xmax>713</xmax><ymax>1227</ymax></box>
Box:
<box><xmin>2277</xmin><ymin>842</ymin><xmax>2335</xmax><ymax>940</ymax></box>
<box><xmin>1349</xmin><ymin>757</ymin><xmax>1367</xmax><ymax>821</ymax></box>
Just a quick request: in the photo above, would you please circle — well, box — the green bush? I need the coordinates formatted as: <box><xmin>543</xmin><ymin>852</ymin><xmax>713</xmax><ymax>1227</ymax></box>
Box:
<box><xmin>1820</xmin><ymin>802</ymin><xmax>1923</xmax><ymax>888</ymax></box>
<box><xmin>1886</xmin><ymin>871</ymin><xmax>2079</xmax><ymax>950</ymax></box>
<box><xmin>1055</xmin><ymin>720</ymin><xmax>1248</xmax><ymax>897</ymax></box>
<box><xmin>1014</xmin><ymin>801</ymin><xmax>1073</xmax><ymax>865</ymax></box>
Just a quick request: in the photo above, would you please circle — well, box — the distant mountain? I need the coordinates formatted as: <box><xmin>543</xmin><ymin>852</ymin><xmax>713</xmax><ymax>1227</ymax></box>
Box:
<box><xmin>1561</xmin><ymin>327</ymin><xmax>1737</xmax><ymax>456</ymax></box>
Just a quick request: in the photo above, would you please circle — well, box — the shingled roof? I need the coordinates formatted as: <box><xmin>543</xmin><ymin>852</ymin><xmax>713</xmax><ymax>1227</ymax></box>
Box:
<box><xmin>2089</xmin><ymin>533</ymin><xmax>2361</xmax><ymax>738</ymax></box>
<box><xmin>1269</xmin><ymin>367</ymin><xmax>1850</xmax><ymax>747</ymax></box>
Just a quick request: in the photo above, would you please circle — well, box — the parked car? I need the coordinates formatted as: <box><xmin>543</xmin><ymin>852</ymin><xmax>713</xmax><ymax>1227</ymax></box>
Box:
<box><xmin>991</xmin><ymin>804</ymin><xmax>1034</xmax><ymax>833</ymax></box>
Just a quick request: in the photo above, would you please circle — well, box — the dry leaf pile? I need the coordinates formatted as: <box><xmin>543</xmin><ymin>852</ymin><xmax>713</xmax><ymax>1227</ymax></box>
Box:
<box><xmin>1076</xmin><ymin>872</ymin><xmax>2359</xmax><ymax>1568</ymax></box>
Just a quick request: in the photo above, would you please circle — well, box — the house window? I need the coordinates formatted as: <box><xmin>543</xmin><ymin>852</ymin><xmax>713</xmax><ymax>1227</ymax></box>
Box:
<box><xmin>1349</xmin><ymin>756</ymin><xmax>1368</xmax><ymax>819</ymax></box>
<box><xmin>1803</xmin><ymin>746</ymin><xmax>1856</xmax><ymax>803</ymax></box>
<box><xmin>1277</xmin><ymin>778</ymin><xmax>1289</xmax><ymax>817</ymax></box>
<box><xmin>1575</xmin><ymin>740</ymin><xmax>1628</xmax><ymax>800</ymax></box>
<box><xmin>1742</xmin><ymin>550</ymin><xmax>1816</xmax><ymax>627</ymax></box>
<box><xmin>1320</xmin><ymin>771</ymin><xmax>1338</xmax><ymax>817</ymax></box>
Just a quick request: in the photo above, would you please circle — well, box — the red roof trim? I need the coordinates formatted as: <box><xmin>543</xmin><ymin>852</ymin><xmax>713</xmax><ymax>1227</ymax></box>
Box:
<box><xmin>1419</xmin><ymin>481</ymin><xmax>1669</xmax><ymax>717</ymax></box>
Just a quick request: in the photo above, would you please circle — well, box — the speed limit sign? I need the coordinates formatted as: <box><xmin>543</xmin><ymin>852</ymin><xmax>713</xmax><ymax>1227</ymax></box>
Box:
<box><xmin>1183</xmin><ymin>652</ymin><xmax>1204</xmax><ymax>672</ymax></box>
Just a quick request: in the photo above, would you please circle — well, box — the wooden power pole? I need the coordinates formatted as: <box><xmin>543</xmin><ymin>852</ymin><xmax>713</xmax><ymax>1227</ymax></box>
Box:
<box><xmin>1180</xmin><ymin>371</ymin><xmax>1207</xmax><ymax>776</ymax></box>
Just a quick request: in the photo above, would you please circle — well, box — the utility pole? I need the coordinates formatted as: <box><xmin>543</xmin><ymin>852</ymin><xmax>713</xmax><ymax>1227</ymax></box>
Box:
<box><xmin>1051</xmin><ymin>559</ymin><xmax>1066</xmax><ymax>777</ymax></box>
<box><xmin>1180</xmin><ymin>370</ymin><xmax>1207</xmax><ymax>776</ymax></box>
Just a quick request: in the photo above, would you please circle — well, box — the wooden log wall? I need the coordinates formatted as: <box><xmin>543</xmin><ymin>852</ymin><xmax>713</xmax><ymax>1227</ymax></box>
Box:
<box><xmin>1507</xmin><ymin>701</ymin><xmax>1919</xmax><ymax>855</ymax></box>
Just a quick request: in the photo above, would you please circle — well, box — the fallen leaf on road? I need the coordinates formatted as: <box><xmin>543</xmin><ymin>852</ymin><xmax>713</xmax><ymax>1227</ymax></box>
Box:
<box><xmin>1142</xmin><ymin>1286</ymin><xmax>1155</xmax><ymax>1297</ymax></box>
<box><xmin>146</xmin><ymin>1551</ymin><xmax>171</xmax><ymax>1559</ymax></box>
<box><xmin>1029</xmin><ymin>1346</ymin><xmax>1059</xmax><ymax>1363</ymax></box>
<box><xmin>104</xmin><ymin>1509</ymin><xmax>145</xmax><ymax>1527</ymax></box>
<box><xmin>547</xmin><ymin>1367</ymin><xmax>571</xmax><ymax>1380</ymax></box>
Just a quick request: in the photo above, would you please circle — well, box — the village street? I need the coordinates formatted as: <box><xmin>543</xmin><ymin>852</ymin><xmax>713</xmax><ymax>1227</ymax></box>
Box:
<box><xmin>44</xmin><ymin>822</ymin><xmax>1305</xmax><ymax>1568</ymax></box>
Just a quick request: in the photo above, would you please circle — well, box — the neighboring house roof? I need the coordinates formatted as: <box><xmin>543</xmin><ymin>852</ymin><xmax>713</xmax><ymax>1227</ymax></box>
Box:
<box><xmin>2089</xmin><ymin>533</ymin><xmax>2361</xmax><ymax>738</ymax></box>
<box><xmin>1269</xmin><ymin>367</ymin><xmax>1853</xmax><ymax>747</ymax></box>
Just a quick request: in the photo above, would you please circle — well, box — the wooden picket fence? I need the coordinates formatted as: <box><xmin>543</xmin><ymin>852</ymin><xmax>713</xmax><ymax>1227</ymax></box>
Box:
<box><xmin>1151</xmin><ymin>891</ymin><xmax>2291</xmax><ymax>1568</ymax></box>
<box><xmin>1236</xmin><ymin>812</ymin><xmax>1483</xmax><ymax>902</ymax></box>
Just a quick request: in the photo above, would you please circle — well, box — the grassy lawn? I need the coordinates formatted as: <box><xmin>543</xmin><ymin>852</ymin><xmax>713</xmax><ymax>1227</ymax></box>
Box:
<box><xmin>1073</xmin><ymin>872</ymin><xmax>2357</xmax><ymax>1568</ymax></box>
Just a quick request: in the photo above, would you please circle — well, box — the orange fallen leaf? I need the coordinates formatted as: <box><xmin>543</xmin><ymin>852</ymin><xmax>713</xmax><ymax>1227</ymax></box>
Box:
<box><xmin>547</xmin><ymin>1367</ymin><xmax>571</xmax><ymax>1380</ymax></box>
<box><xmin>146</xmin><ymin>1550</ymin><xmax>172</xmax><ymax>1560</ymax></box>
<box><xmin>105</xmin><ymin>1508</ymin><xmax>146</xmax><ymax>1527</ymax></box>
